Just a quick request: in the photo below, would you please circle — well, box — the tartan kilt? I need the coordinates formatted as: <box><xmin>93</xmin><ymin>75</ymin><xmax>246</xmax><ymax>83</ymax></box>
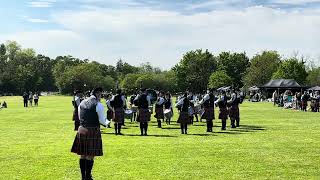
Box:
<box><xmin>154</xmin><ymin>107</ymin><xmax>164</xmax><ymax>119</ymax></box>
<box><xmin>114</xmin><ymin>108</ymin><xmax>125</xmax><ymax>123</ymax></box>
<box><xmin>201</xmin><ymin>107</ymin><xmax>215</xmax><ymax>120</ymax></box>
<box><xmin>107</xmin><ymin>109</ymin><xmax>113</xmax><ymax>120</ymax></box>
<box><xmin>137</xmin><ymin>109</ymin><xmax>151</xmax><ymax>123</ymax></box>
<box><xmin>71</xmin><ymin>127</ymin><xmax>103</xmax><ymax>156</ymax></box>
<box><xmin>219</xmin><ymin>108</ymin><xmax>229</xmax><ymax>120</ymax></box>
<box><xmin>302</xmin><ymin>101</ymin><xmax>308</xmax><ymax>108</ymax></box>
<box><xmin>229</xmin><ymin>106</ymin><xmax>240</xmax><ymax>119</ymax></box>
<box><xmin>177</xmin><ymin>111</ymin><xmax>192</xmax><ymax>124</ymax></box>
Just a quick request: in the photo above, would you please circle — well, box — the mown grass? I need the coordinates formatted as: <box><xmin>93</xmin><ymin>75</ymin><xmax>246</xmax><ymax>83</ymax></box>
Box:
<box><xmin>0</xmin><ymin>96</ymin><xmax>319</xmax><ymax>180</ymax></box>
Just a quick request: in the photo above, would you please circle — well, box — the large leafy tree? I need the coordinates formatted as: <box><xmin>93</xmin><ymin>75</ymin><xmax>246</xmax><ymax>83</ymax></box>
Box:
<box><xmin>208</xmin><ymin>70</ymin><xmax>232</xmax><ymax>89</ymax></box>
<box><xmin>217</xmin><ymin>52</ymin><xmax>250</xmax><ymax>88</ymax></box>
<box><xmin>307</xmin><ymin>67</ymin><xmax>320</xmax><ymax>86</ymax></box>
<box><xmin>272</xmin><ymin>57</ymin><xmax>308</xmax><ymax>84</ymax></box>
<box><xmin>173</xmin><ymin>49</ymin><xmax>217</xmax><ymax>92</ymax></box>
<box><xmin>243</xmin><ymin>51</ymin><xmax>281</xmax><ymax>87</ymax></box>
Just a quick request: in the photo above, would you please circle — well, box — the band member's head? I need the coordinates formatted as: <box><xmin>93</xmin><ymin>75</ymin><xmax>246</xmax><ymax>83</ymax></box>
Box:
<box><xmin>184</xmin><ymin>92</ymin><xmax>188</xmax><ymax>98</ymax></box>
<box><xmin>74</xmin><ymin>90</ymin><xmax>83</xmax><ymax>97</ymax></box>
<box><xmin>159</xmin><ymin>91</ymin><xmax>164</xmax><ymax>97</ymax></box>
<box><xmin>165</xmin><ymin>92</ymin><xmax>171</xmax><ymax>99</ymax></box>
<box><xmin>117</xmin><ymin>89</ymin><xmax>122</xmax><ymax>95</ymax></box>
<box><xmin>141</xmin><ymin>88</ymin><xmax>147</xmax><ymax>94</ymax></box>
<box><xmin>92</xmin><ymin>87</ymin><xmax>103</xmax><ymax>101</ymax></box>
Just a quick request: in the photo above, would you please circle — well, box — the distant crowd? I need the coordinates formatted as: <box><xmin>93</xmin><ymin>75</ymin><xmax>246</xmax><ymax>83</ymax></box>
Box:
<box><xmin>22</xmin><ymin>91</ymin><xmax>40</xmax><ymax>107</ymax></box>
<box><xmin>272</xmin><ymin>90</ymin><xmax>320</xmax><ymax>112</ymax></box>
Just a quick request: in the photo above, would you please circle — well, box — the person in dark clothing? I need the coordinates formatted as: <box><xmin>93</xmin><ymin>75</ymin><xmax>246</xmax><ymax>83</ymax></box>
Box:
<box><xmin>110</xmin><ymin>89</ymin><xmax>126</xmax><ymax>135</ymax></box>
<box><xmin>23</xmin><ymin>92</ymin><xmax>28</xmax><ymax>107</ymax></box>
<box><xmin>199</xmin><ymin>89</ymin><xmax>215</xmax><ymax>132</ymax></box>
<box><xmin>176</xmin><ymin>92</ymin><xmax>192</xmax><ymax>134</ymax></box>
<box><xmin>154</xmin><ymin>91</ymin><xmax>165</xmax><ymax>128</ymax></box>
<box><xmin>71</xmin><ymin>87</ymin><xmax>108</xmax><ymax>180</ymax></box>
<box><xmin>301</xmin><ymin>91</ymin><xmax>309</xmax><ymax>112</ymax></box>
<box><xmin>135</xmin><ymin>88</ymin><xmax>151</xmax><ymax>136</ymax></box>
<box><xmin>164</xmin><ymin>93</ymin><xmax>173</xmax><ymax>125</ymax></box>
<box><xmin>216</xmin><ymin>91</ymin><xmax>228</xmax><ymax>130</ymax></box>
<box><xmin>228</xmin><ymin>90</ymin><xmax>241</xmax><ymax>128</ymax></box>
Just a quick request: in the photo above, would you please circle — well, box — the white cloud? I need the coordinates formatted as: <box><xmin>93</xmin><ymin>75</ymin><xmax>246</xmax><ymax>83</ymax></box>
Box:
<box><xmin>270</xmin><ymin>0</ymin><xmax>320</xmax><ymax>5</ymax></box>
<box><xmin>26</xmin><ymin>18</ymin><xmax>49</xmax><ymax>23</ymax></box>
<box><xmin>28</xmin><ymin>0</ymin><xmax>56</xmax><ymax>8</ymax></box>
<box><xmin>2</xmin><ymin>5</ymin><xmax>320</xmax><ymax>69</ymax></box>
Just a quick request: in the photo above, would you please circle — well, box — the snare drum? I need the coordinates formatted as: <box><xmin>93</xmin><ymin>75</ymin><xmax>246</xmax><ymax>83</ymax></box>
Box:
<box><xmin>193</xmin><ymin>104</ymin><xmax>202</xmax><ymax>114</ymax></box>
<box><xmin>164</xmin><ymin>109</ymin><xmax>173</xmax><ymax>119</ymax></box>
<box><xmin>125</xmin><ymin>109</ymin><xmax>133</xmax><ymax>119</ymax></box>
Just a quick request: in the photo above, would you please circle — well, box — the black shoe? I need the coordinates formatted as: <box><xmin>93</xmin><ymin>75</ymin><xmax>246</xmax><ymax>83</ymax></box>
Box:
<box><xmin>144</xmin><ymin>133</ymin><xmax>148</xmax><ymax>136</ymax></box>
<box><xmin>231</xmin><ymin>125</ymin><xmax>236</xmax><ymax>128</ymax></box>
<box><xmin>118</xmin><ymin>133</ymin><xmax>123</xmax><ymax>135</ymax></box>
<box><xmin>221</xmin><ymin>128</ymin><xmax>226</xmax><ymax>130</ymax></box>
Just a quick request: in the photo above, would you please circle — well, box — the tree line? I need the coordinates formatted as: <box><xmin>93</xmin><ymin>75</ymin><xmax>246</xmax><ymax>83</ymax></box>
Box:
<box><xmin>0</xmin><ymin>41</ymin><xmax>319</xmax><ymax>95</ymax></box>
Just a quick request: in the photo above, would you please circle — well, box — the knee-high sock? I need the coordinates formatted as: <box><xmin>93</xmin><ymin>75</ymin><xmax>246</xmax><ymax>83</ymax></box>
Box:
<box><xmin>140</xmin><ymin>123</ymin><xmax>144</xmax><ymax>135</ymax></box>
<box><xmin>180</xmin><ymin>124</ymin><xmax>184</xmax><ymax>133</ymax></box>
<box><xmin>144</xmin><ymin>123</ymin><xmax>148</xmax><ymax>134</ymax></box>
<box><xmin>79</xmin><ymin>159</ymin><xmax>86</xmax><ymax>179</ymax></box>
<box><xmin>85</xmin><ymin>159</ymin><xmax>94</xmax><ymax>178</ymax></box>
<box><xmin>114</xmin><ymin>123</ymin><xmax>118</xmax><ymax>134</ymax></box>
<box><xmin>118</xmin><ymin>123</ymin><xmax>122</xmax><ymax>133</ymax></box>
<box><xmin>184</xmin><ymin>124</ymin><xmax>188</xmax><ymax>133</ymax></box>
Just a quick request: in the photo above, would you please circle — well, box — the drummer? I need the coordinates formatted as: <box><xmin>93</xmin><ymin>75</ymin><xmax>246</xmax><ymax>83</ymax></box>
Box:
<box><xmin>164</xmin><ymin>92</ymin><xmax>173</xmax><ymax>125</ymax></box>
<box><xmin>135</xmin><ymin>88</ymin><xmax>151</xmax><ymax>136</ymax></box>
<box><xmin>110</xmin><ymin>89</ymin><xmax>126</xmax><ymax>135</ymax></box>
<box><xmin>199</xmin><ymin>89</ymin><xmax>215</xmax><ymax>132</ymax></box>
<box><xmin>105</xmin><ymin>93</ymin><xmax>113</xmax><ymax>128</ymax></box>
<box><xmin>228</xmin><ymin>89</ymin><xmax>240</xmax><ymax>128</ymax></box>
<box><xmin>154</xmin><ymin>91</ymin><xmax>165</xmax><ymax>128</ymax></box>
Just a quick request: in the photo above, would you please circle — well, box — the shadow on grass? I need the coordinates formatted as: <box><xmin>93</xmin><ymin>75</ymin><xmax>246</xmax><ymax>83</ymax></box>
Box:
<box><xmin>188</xmin><ymin>133</ymin><xmax>217</xmax><ymax>136</ymax></box>
<box><xmin>123</xmin><ymin>134</ymin><xmax>178</xmax><ymax>138</ymax></box>
<box><xmin>230</xmin><ymin>125</ymin><xmax>266</xmax><ymax>133</ymax></box>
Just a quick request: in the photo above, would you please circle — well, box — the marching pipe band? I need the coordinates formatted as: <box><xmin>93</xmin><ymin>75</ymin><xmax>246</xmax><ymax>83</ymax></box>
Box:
<box><xmin>71</xmin><ymin>87</ymin><xmax>244</xmax><ymax>135</ymax></box>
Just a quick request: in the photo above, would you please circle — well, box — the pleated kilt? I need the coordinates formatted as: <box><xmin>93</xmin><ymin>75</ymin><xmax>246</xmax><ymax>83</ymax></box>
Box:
<box><xmin>177</xmin><ymin>111</ymin><xmax>192</xmax><ymax>124</ymax></box>
<box><xmin>114</xmin><ymin>108</ymin><xmax>125</xmax><ymax>123</ymax></box>
<box><xmin>154</xmin><ymin>107</ymin><xmax>164</xmax><ymax>119</ymax></box>
<box><xmin>201</xmin><ymin>107</ymin><xmax>215</xmax><ymax>120</ymax></box>
<box><xmin>219</xmin><ymin>107</ymin><xmax>229</xmax><ymax>120</ymax></box>
<box><xmin>137</xmin><ymin>109</ymin><xmax>151</xmax><ymax>123</ymax></box>
<box><xmin>71</xmin><ymin>127</ymin><xmax>103</xmax><ymax>156</ymax></box>
<box><xmin>73</xmin><ymin>110</ymin><xmax>80</xmax><ymax>131</ymax></box>
<box><xmin>107</xmin><ymin>109</ymin><xmax>113</xmax><ymax>120</ymax></box>
<box><xmin>229</xmin><ymin>106</ymin><xmax>240</xmax><ymax>119</ymax></box>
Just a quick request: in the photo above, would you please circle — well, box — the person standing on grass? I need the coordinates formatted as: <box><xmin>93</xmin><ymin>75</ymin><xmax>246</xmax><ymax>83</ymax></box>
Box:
<box><xmin>72</xmin><ymin>90</ymin><xmax>83</xmax><ymax>131</ymax></box>
<box><xmin>228</xmin><ymin>89</ymin><xmax>241</xmax><ymax>128</ymax></box>
<box><xmin>129</xmin><ymin>93</ymin><xmax>137</xmax><ymax>122</ymax></box>
<box><xmin>71</xmin><ymin>87</ymin><xmax>108</xmax><ymax>180</ymax></box>
<box><xmin>154</xmin><ymin>91</ymin><xmax>165</xmax><ymax>128</ymax></box>
<box><xmin>176</xmin><ymin>92</ymin><xmax>192</xmax><ymax>134</ymax></box>
<box><xmin>272</xmin><ymin>90</ymin><xmax>278</xmax><ymax>106</ymax></box>
<box><xmin>28</xmin><ymin>91</ymin><xmax>33</xmax><ymax>107</ymax></box>
<box><xmin>23</xmin><ymin>92</ymin><xmax>28</xmax><ymax>107</ymax></box>
<box><xmin>110</xmin><ymin>89</ymin><xmax>126</xmax><ymax>135</ymax></box>
<box><xmin>215</xmin><ymin>91</ymin><xmax>229</xmax><ymax>130</ymax></box>
<box><xmin>164</xmin><ymin>92</ymin><xmax>173</xmax><ymax>125</ymax></box>
<box><xmin>33</xmin><ymin>93</ymin><xmax>39</xmax><ymax>106</ymax></box>
<box><xmin>135</xmin><ymin>88</ymin><xmax>151</xmax><ymax>136</ymax></box>
<box><xmin>199</xmin><ymin>89</ymin><xmax>215</xmax><ymax>132</ymax></box>
<box><xmin>301</xmin><ymin>91</ymin><xmax>309</xmax><ymax>112</ymax></box>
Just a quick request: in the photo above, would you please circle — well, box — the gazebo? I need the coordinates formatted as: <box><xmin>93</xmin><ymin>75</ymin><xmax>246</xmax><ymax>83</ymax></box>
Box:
<box><xmin>260</xmin><ymin>79</ymin><xmax>304</xmax><ymax>97</ymax></box>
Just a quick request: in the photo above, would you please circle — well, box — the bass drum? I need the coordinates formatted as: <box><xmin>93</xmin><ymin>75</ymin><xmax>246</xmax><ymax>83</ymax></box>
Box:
<box><xmin>147</xmin><ymin>89</ymin><xmax>158</xmax><ymax>104</ymax></box>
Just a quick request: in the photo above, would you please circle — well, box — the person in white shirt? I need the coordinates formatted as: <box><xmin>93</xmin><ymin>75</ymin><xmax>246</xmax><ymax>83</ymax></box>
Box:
<box><xmin>105</xmin><ymin>93</ymin><xmax>113</xmax><ymax>128</ymax></box>
<box><xmin>164</xmin><ymin>93</ymin><xmax>173</xmax><ymax>125</ymax></box>
<box><xmin>33</xmin><ymin>93</ymin><xmax>39</xmax><ymax>106</ymax></box>
<box><xmin>199</xmin><ymin>89</ymin><xmax>215</xmax><ymax>132</ymax></box>
<box><xmin>110</xmin><ymin>89</ymin><xmax>127</xmax><ymax>135</ymax></box>
<box><xmin>135</xmin><ymin>88</ymin><xmax>151</xmax><ymax>136</ymax></box>
<box><xmin>71</xmin><ymin>87</ymin><xmax>109</xmax><ymax>180</ymax></box>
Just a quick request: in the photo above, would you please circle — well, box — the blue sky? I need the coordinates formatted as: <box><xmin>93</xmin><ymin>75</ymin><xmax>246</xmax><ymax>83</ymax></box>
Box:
<box><xmin>0</xmin><ymin>0</ymin><xmax>319</xmax><ymax>69</ymax></box>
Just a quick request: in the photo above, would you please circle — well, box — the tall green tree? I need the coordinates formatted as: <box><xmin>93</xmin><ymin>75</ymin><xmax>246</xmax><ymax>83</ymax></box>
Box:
<box><xmin>208</xmin><ymin>70</ymin><xmax>232</xmax><ymax>89</ymax></box>
<box><xmin>306</xmin><ymin>67</ymin><xmax>320</xmax><ymax>86</ymax></box>
<box><xmin>173</xmin><ymin>49</ymin><xmax>217</xmax><ymax>92</ymax></box>
<box><xmin>272</xmin><ymin>57</ymin><xmax>308</xmax><ymax>84</ymax></box>
<box><xmin>243</xmin><ymin>51</ymin><xmax>281</xmax><ymax>87</ymax></box>
<box><xmin>217</xmin><ymin>52</ymin><xmax>250</xmax><ymax>88</ymax></box>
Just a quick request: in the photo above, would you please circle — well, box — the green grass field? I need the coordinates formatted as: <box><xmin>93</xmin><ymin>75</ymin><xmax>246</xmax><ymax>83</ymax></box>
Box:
<box><xmin>0</xmin><ymin>96</ymin><xmax>319</xmax><ymax>180</ymax></box>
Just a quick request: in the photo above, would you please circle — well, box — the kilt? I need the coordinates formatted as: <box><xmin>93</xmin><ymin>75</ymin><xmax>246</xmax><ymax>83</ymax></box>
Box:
<box><xmin>131</xmin><ymin>106</ymin><xmax>138</xmax><ymax>113</ymax></box>
<box><xmin>229</xmin><ymin>106</ymin><xmax>239</xmax><ymax>119</ymax></box>
<box><xmin>114</xmin><ymin>108</ymin><xmax>124</xmax><ymax>123</ymax></box>
<box><xmin>137</xmin><ymin>109</ymin><xmax>151</xmax><ymax>123</ymax></box>
<box><xmin>177</xmin><ymin>111</ymin><xmax>192</xmax><ymax>124</ymax></box>
<box><xmin>219</xmin><ymin>108</ymin><xmax>229</xmax><ymax>120</ymax></box>
<box><xmin>71</xmin><ymin>127</ymin><xmax>103</xmax><ymax>156</ymax></box>
<box><xmin>73</xmin><ymin>110</ymin><xmax>80</xmax><ymax>131</ymax></box>
<box><xmin>201</xmin><ymin>107</ymin><xmax>215</xmax><ymax>120</ymax></box>
<box><xmin>107</xmin><ymin>109</ymin><xmax>113</xmax><ymax>120</ymax></box>
<box><xmin>154</xmin><ymin>107</ymin><xmax>164</xmax><ymax>119</ymax></box>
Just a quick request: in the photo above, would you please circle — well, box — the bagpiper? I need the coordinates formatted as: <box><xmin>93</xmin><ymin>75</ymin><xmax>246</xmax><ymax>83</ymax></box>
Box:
<box><xmin>110</xmin><ymin>89</ymin><xmax>126</xmax><ymax>135</ymax></box>
<box><xmin>154</xmin><ymin>91</ymin><xmax>165</xmax><ymax>128</ymax></box>
<box><xmin>228</xmin><ymin>89</ymin><xmax>241</xmax><ymax>128</ymax></box>
<box><xmin>215</xmin><ymin>91</ymin><xmax>228</xmax><ymax>130</ymax></box>
<box><xmin>135</xmin><ymin>88</ymin><xmax>151</xmax><ymax>136</ymax></box>
<box><xmin>71</xmin><ymin>87</ymin><xmax>108</xmax><ymax>180</ymax></box>
<box><xmin>199</xmin><ymin>89</ymin><xmax>215</xmax><ymax>132</ymax></box>
<box><xmin>72</xmin><ymin>90</ymin><xmax>83</xmax><ymax>131</ymax></box>
<box><xmin>176</xmin><ymin>92</ymin><xmax>192</xmax><ymax>134</ymax></box>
